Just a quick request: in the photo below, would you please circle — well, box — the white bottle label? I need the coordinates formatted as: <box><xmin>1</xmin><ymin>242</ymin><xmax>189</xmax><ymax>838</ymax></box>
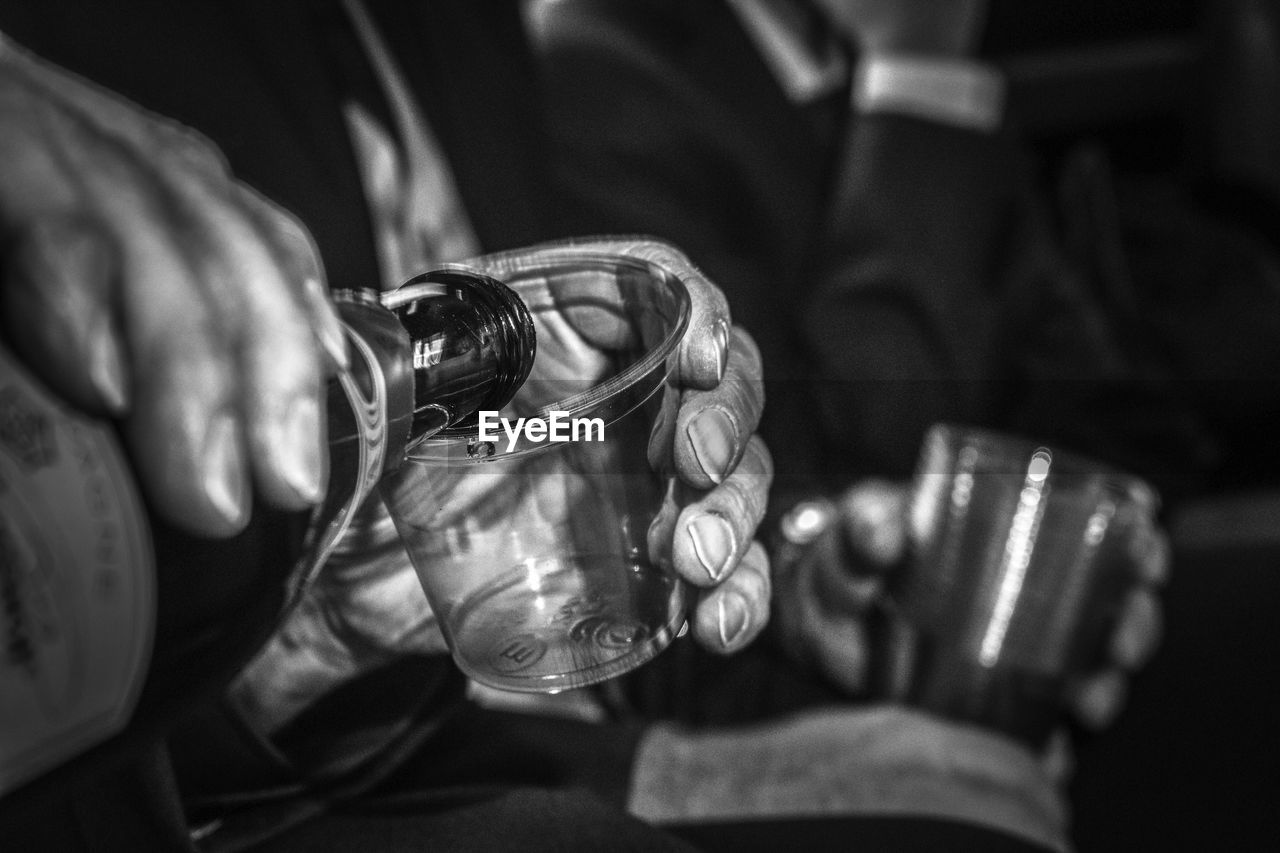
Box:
<box><xmin>0</xmin><ymin>344</ymin><xmax>154</xmax><ymax>796</ymax></box>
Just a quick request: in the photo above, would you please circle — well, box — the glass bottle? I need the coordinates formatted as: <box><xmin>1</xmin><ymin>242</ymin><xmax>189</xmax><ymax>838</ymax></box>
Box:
<box><xmin>298</xmin><ymin>267</ymin><xmax>537</xmax><ymax>598</ymax></box>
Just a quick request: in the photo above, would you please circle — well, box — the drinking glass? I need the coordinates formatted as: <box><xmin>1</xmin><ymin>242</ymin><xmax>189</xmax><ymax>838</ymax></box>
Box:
<box><xmin>882</xmin><ymin>424</ymin><xmax>1159</xmax><ymax>746</ymax></box>
<box><xmin>379</xmin><ymin>252</ymin><xmax>690</xmax><ymax>692</ymax></box>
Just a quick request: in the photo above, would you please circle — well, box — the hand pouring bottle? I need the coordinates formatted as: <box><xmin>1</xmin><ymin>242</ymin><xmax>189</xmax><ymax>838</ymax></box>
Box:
<box><xmin>0</xmin><ymin>267</ymin><xmax>535</xmax><ymax>796</ymax></box>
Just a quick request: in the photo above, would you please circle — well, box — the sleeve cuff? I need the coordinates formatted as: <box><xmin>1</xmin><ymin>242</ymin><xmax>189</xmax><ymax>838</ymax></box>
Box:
<box><xmin>852</xmin><ymin>53</ymin><xmax>1006</xmax><ymax>133</ymax></box>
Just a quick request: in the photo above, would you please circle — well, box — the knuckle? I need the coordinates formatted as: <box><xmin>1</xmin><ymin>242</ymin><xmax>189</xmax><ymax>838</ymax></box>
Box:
<box><xmin>253</xmin><ymin>191</ymin><xmax>324</xmax><ymax>269</ymax></box>
<box><xmin>147</xmin><ymin>304</ymin><xmax>226</xmax><ymax>362</ymax></box>
<box><xmin>716</xmin><ymin>468</ymin><xmax>763</xmax><ymax>530</ymax></box>
<box><xmin>156</xmin><ymin>123</ymin><xmax>231</xmax><ymax>184</ymax></box>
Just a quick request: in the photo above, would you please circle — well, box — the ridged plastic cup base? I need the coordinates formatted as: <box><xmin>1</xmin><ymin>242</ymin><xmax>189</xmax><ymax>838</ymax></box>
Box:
<box><xmin>446</xmin><ymin>553</ymin><xmax>687</xmax><ymax>693</ymax></box>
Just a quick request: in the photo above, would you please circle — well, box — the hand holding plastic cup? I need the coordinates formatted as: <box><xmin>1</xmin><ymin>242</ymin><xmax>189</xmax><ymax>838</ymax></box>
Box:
<box><xmin>881</xmin><ymin>424</ymin><xmax>1160</xmax><ymax>747</ymax></box>
<box><xmin>379</xmin><ymin>251</ymin><xmax>690</xmax><ymax>692</ymax></box>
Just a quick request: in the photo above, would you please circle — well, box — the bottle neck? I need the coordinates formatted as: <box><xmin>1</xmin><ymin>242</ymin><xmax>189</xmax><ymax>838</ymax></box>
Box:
<box><xmin>328</xmin><ymin>268</ymin><xmax>536</xmax><ymax>475</ymax></box>
<box><xmin>293</xmin><ymin>271</ymin><xmax>534</xmax><ymax>605</ymax></box>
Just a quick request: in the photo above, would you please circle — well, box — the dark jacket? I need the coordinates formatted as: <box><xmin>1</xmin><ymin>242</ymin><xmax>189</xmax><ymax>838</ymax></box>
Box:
<box><xmin>538</xmin><ymin>0</ymin><xmax>1212</xmax><ymax>501</ymax></box>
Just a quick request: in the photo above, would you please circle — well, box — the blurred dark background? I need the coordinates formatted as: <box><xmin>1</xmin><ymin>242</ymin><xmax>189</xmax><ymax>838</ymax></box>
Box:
<box><xmin>982</xmin><ymin>2</ymin><xmax>1280</xmax><ymax>848</ymax></box>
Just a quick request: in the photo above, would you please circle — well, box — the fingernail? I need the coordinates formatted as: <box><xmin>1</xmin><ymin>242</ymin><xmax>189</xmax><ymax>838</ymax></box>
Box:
<box><xmin>717</xmin><ymin>594</ymin><xmax>750</xmax><ymax>648</ymax></box>
<box><xmin>273</xmin><ymin>396</ymin><xmax>325</xmax><ymax>504</ymax></box>
<box><xmin>203</xmin><ymin>414</ymin><xmax>247</xmax><ymax>526</ymax></box>
<box><xmin>306</xmin><ymin>277</ymin><xmax>350</xmax><ymax>370</ymax></box>
<box><xmin>647</xmin><ymin>478</ymin><xmax>680</xmax><ymax>570</ymax></box>
<box><xmin>688</xmin><ymin>512</ymin><xmax>735</xmax><ymax>582</ymax></box>
<box><xmin>88</xmin><ymin>317</ymin><xmax>129</xmax><ymax>413</ymax></box>
<box><xmin>647</xmin><ymin>401</ymin><xmax>671</xmax><ymax>461</ymax></box>
<box><xmin>712</xmin><ymin>320</ymin><xmax>729</xmax><ymax>383</ymax></box>
<box><xmin>686</xmin><ymin>406</ymin><xmax>737</xmax><ymax>484</ymax></box>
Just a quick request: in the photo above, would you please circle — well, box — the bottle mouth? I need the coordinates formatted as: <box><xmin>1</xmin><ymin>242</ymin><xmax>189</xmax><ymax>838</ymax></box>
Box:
<box><xmin>401</xmin><ymin>253</ymin><xmax>691</xmax><ymax>464</ymax></box>
<box><xmin>383</xmin><ymin>267</ymin><xmax>537</xmax><ymax>442</ymax></box>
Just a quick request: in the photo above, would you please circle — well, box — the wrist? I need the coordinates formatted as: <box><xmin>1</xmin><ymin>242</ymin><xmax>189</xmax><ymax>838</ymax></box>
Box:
<box><xmin>228</xmin><ymin>598</ymin><xmax>365</xmax><ymax>736</ymax></box>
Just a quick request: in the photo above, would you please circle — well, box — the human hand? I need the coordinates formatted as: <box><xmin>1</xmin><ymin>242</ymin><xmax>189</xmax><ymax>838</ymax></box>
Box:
<box><xmin>476</xmin><ymin>238</ymin><xmax>774</xmax><ymax>657</ymax></box>
<box><xmin>774</xmin><ymin>479</ymin><xmax>1167</xmax><ymax>729</ymax></box>
<box><xmin>233</xmin><ymin>239</ymin><xmax>773</xmax><ymax>728</ymax></box>
<box><xmin>812</xmin><ymin>0</ymin><xmax>989</xmax><ymax>56</ymax></box>
<box><xmin>0</xmin><ymin>34</ymin><xmax>347</xmax><ymax>537</ymax></box>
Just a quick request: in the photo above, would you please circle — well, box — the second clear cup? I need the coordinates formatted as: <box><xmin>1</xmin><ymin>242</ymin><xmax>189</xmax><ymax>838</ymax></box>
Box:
<box><xmin>882</xmin><ymin>423</ymin><xmax>1160</xmax><ymax>746</ymax></box>
<box><xmin>380</xmin><ymin>252</ymin><xmax>690</xmax><ymax>692</ymax></box>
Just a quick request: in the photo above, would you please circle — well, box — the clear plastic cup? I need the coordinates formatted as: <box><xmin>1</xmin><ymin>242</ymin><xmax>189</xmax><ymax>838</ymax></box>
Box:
<box><xmin>882</xmin><ymin>424</ymin><xmax>1160</xmax><ymax>747</ymax></box>
<box><xmin>379</xmin><ymin>252</ymin><xmax>690</xmax><ymax>692</ymax></box>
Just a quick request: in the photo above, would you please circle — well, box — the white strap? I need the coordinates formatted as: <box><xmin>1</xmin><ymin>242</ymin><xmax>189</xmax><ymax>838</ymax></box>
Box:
<box><xmin>341</xmin><ymin>0</ymin><xmax>481</xmax><ymax>285</ymax></box>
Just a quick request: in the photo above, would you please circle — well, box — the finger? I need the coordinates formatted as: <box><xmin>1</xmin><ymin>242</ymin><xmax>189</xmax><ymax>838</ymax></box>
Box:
<box><xmin>1</xmin><ymin>59</ymin><xmax>253</xmax><ymax>534</ymax></box>
<box><xmin>35</xmin><ymin>99</ymin><xmax>251</xmax><ymax>535</ymax></box>
<box><xmin>1042</xmin><ymin>730</ymin><xmax>1075</xmax><ymax>785</ymax></box>
<box><xmin>235</xmin><ymin>185</ymin><xmax>348</xmax><ymax>373</ymax></box>
<box><xmin>672</xmin><ymin>327</ymin><xmax>764</xmax><ymax>489</ymax></box>
<box><xmin>646</xmin><ymin>384</ymin><xmax>679</xmax><ymax>473</ymax></box>
<box><xmin>618</xmin><ymin>239</ymin><xmax>730</xmax><ymax>390</ymax></box>
<box><xmin>808</xmin><ymin>524</ymin><xmax>885</xmax><ymax>617</ymax></box>
<box><xmin>1129</xmin><ymin>521</ymin><xmax>1171</xmax><ymax>588</ymax></box>
<box><xmin>142</xmin><ymin>147</ymin><xmax>328</xmax><ymax>511</ymax></box>
<box><xmin>542</xmin><ymin>265</ymin><xmax>634</xmax><ymax>352</ymax></box>
<box><xmin>1111</xmin><ymin>588</ymin><xmax>1162</xmax><ymax>671</ymax></box>
<box><xmin>671</xmin><ymin>435</ymin><xmax>772</xmax><ymax>587</ymax></box>
<box><xmin>797</xmin><ymin>597</ymin><xmax>871</xmax><ymax>693</ymax></box>
<box><xmin>794</xmin><ymin>479</ymin><xmax>908</xmax><ymax>620</ymax></box>
<box><xmin>518</xmin><ymin>286</ymin><xmax>614</xmax><ymax>404</ymax></box>
<box><xmin>2</xmin><ymin>216</ymin><xmax>127</xmax><ymax>414</ymax></box>
<box><xmin>0</xmin><ymin>74</ymin><xmax>129</xmax><ymax>415</ymax></box>
<box><xmin>154</xmin><ymin>197</ymin><xmax>328</xmax><ymax>514</ymax></box>
<box><xmin>779</xmin><ymin>523</ymin><xmax>880</xmax><ymax>693</ymax></box>
<box><xmin>1069</xmin><ymin>669</ymin><xmax>1127</xmax><ymax>730</ymax></box>
<box><xmin>13</xmin><ymin>49</ymin><xmax>331</xmax><ymax>512</ymax></box>
<box><xmin>837</xmin><ymin>478</ymin><xmax>909</xmax><ymax>570</ymax></box>
<box><xmin>646</xmin><ymin>476</ymin><xmax>680</xmax><ymax>573</ymax></box>
<box><xmin>690</xmin><ymin>540</ymin><xmax>770</xmax><ymax>654</ymax></box>
<box><xmin>772</xmin><ymin>541</ymin><xmax>818</xmax><ymax>661</ymax></box>
<box><xmin>464</xmin><ymin>237</ymin><xmax>735</xmax><ymax>392</ymax></box>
